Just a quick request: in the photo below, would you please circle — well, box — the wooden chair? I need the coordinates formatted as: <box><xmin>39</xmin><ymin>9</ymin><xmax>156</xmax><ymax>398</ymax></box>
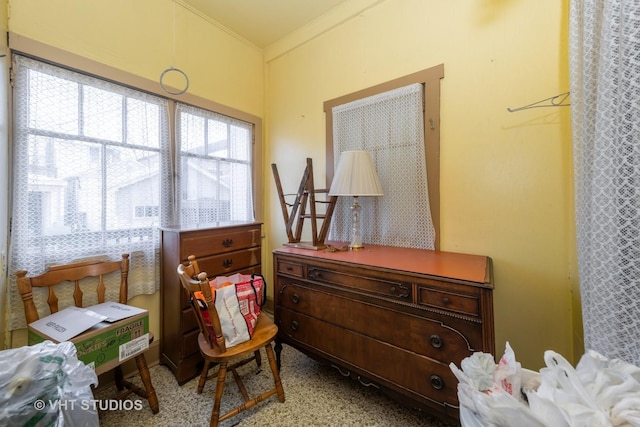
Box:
<box><xmin>16</xmin><ymin>254</ymin><xmax>159</xmax><ymax>414</ymax></box>
<box><xmin>177</xmin><ymin>255</ymin><xmax>285</xmax><ymax>427</ymax></box>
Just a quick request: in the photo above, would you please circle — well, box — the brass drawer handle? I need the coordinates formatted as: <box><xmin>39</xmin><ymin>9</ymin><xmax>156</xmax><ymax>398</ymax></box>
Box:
<box><xmin>291</xmin><ymin>320</ymin><xmax>299</xmax><ymax>331</ymax></box>
<box><xmin>222</xmin><ymin>259</ymin><xmax>233</xmax><ymax>269</ymax></box>
<box><xmin>222</xmin><ymin>238</ymin><xmax>233</xmax><ymax>247</ymax></box>
<box><xmin>430</xmin><ymin>335</ymin><xmax>443</xmax><ymax>349</ymax></box>
<box><xmin>430</xmin><ymin>375</ymin><xmax>444</xmax><ymax>390</ymax></box>
<box><xmin>291</xmin><ymin>294</ymin><xmax>300</xmax><ymax>304</ymax></box>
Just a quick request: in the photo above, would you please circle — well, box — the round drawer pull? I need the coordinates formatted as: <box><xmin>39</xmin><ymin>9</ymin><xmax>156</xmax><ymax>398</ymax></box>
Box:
<box><xmin>291</xmin><ymin>320</ymin><xmax>299</xmax><ymax>331</ymax></box>
<box><xmin>291</xmin><ymin>294</ymin><xmax>300</xmax><ymax>304</ymax></box>
<box><xmin>430</xmin><ymin>375</ymin><xmax>444</xmax><ymax>390</ymax></box>
<box><xmin>430</xmin><ymin>335</ymin><xmax>443</xmax><ymax>349</ymax></box>
<box><xmin>442</xmin><ymin>297</ymin><xmax>450</xmax><ymax>305</ymax></box>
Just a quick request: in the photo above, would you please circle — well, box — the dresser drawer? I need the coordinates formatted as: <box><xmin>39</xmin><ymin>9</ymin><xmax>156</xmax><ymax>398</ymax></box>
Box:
<box><xmin>305</xmin><ymin>266</ymin><xmax>412</xmax><ymax>301</ymax></box>
<box><xmin>182</xmin><ymin>306</ymin><xmax>199</xmax><ymax>333</ymax></box>
<box><xmin>276</xmin><ymin>259</ymin><xmax>304</xmax><ymax>277</ymax></box>
<box><xmin>278</xmin><ymin>280</ymin><xmax>478</xmax><ymax>361</ymax></box>
<box><xmin>197</xmin><ymin>246</ymin><xmax>261</xmax><ymax>276</ymax></box>
<box><xmin>277</xmin><ymin>307</ymin><xmax>459</xmax><ymax>407</ymax></box>
<box><xmin>180</xmin><ymin>226</ymin><xmax>260</xmax><ymax>258</ymax></box>
<box><xmin>417</xmin><ymin>284</ymin><xmax>480</xmax><ymax>317</ymax></box>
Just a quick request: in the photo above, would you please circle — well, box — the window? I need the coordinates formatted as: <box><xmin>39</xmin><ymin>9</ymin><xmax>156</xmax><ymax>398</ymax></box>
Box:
<box><xmin>324</xmin><ymin>65</ymin><xmax>444</xmax><ymax>249</ymax></box>
<box><xmin>176</xmin><ymin>104</ymin><xmax>254</xmax><ymax>225</ymax></box>
<box><xmin>8</xmin><ymin>54</ymin><xmax>257</xmax><ymax>330</ymax></box>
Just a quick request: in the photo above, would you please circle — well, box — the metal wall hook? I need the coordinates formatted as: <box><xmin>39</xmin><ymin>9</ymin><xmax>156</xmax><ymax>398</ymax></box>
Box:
<box><xmin>507</xmin><ymin>91</ymin><xmax>570</xmax><ymax>112</ymax></box>
<box><xmin>160</xmin><ymin>66</ymin><xmax>189</xmax><ymax>95</ymax></box>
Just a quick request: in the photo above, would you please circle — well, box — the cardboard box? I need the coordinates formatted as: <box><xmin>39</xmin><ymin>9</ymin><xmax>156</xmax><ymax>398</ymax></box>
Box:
<box><xmin>28</xmin><ymin>302</ymin><xmax>149</xmax><ymax>375</ymax></box>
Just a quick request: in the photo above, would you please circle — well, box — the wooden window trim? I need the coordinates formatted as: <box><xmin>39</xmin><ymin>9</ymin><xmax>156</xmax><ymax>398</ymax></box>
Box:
<box><xmin>323</xmin><ymin>64</ymin><xmax>444</xmax><ymax>249</ymax></box>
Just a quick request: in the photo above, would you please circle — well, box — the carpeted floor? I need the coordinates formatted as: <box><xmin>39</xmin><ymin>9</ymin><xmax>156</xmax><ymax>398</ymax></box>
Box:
<box><xmin>96</xmin><ymin>345</ymin><xmax>456</xmax><ymax>426</ymax></box>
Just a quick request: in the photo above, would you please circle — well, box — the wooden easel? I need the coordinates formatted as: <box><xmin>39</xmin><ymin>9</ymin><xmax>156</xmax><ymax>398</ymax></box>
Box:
<box><xmin>271</xmin><ymin>158</ymin><xmax>337</xmax><ymax>250</ymax></box>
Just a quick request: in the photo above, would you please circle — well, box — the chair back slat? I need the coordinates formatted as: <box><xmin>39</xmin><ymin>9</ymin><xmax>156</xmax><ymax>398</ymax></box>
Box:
<box><xmin>97</xmin><ymin>276</ymin><xmax>106</xmax><ymax>303</ymax></box>
<box><xmin>16</xmin><ymin>254</ymin><xmax>130</xmax><ymax>323</ymax></box>
<box><xmin>47</xmin><ymin>287</ymin><xmax>59</xmax><ymax>315</ymax></box>
<box><xmin>73</xmin><ymin>280</ymin><xmax>83</xmax><ymax>307</ymax></box>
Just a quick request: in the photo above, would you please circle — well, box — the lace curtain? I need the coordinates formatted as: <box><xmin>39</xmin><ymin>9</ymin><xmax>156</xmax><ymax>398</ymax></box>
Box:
<box><xmin>8</xmin><ymin>55</ymin><xmax>172</xmax><ymax>330</ymax></box>
<box><xmin>175</xmin><ymin>103</ymin><xmax>254</xmax><ymax>225</ymax></box>
<box><xmin>570</xmin><ymin>0</ymin><xmax>640</xmax><ymax>365</ymax></box>
<box><xmin>329</xmin><ymin>83</ymin><xmax>436</xmax><ymax>249</ymax></box>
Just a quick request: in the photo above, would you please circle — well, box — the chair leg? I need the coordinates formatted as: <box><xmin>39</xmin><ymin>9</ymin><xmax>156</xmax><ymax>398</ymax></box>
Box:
<box><xmin>264</xmin><ymin>343</ymin><xmax>285</xmax><ymax>403</ymax></box>
<box><xmin>254</xmin><ymin>349</ymin><xmax>262</xmax><ymax>368</ymax></box>
<box><xmin>198</xmin><ymin>359</ymin><xmax>211</xmax><ymax>394</ymax></box>
<box><xmin>134</xmin><ymin>354</ymin><xmax>159</xmax><ymax>414</ymax></box>
<box><xmin>210</xmin><ymin>362</ymin><xmax>228</xmax><ymax>427</ymax></box>
<box><xmin>114</xmin><ymin>366</ymin><xmax>125</xmax><ymax>390</ymax></box>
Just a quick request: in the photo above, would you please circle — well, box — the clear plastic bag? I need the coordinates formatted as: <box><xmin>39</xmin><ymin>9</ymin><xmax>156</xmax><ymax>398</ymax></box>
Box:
<box><xmin>0</xmin><ymin>340</ymin><xmax>98</xmax><ymax>426</ymax></box>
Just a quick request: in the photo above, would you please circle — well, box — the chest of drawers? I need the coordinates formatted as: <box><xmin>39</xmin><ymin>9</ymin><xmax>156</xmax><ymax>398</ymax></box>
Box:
<box><xmin>160</xmin><ymin>222</ymin><xmax>262</xmax><ymax>384</ymax></box>
<box><xmin>273</xmin><ymin>244</ymin><xmax>494</xmax><ymax>423</ymax></box>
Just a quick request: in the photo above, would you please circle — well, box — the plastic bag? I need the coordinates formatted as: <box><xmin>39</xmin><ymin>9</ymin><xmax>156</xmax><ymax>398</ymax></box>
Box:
<box><xmin>0</xmin><ymin>340</ymin><xmax>98</xmax><ymax>426</ymax></box>
<box><xmin>452</xmin><ymin>344</ymin><xmax>640</xmax><ymax>427</ymax></box>
<box><xmin>450</xmin><ymin>342</ymin><xmax>546</xmax><ymax>427</ymax></box>
<box><xmin>530</xmin><ymin>350</ymin><xmax>640</xmax><ymax>427</ymax></box>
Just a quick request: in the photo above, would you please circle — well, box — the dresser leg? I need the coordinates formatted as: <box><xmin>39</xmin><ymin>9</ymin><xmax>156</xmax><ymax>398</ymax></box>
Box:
<box><xmin>274</xmin><ymin>339</ymin><xmax>283</xmax><ymax>371</ymax></box>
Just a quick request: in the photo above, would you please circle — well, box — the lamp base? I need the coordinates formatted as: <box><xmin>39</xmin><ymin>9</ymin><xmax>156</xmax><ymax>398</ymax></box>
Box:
<box><xmin>349</xmin><ymin>196</ymin><xmax>364</xmax><ymax>250</ymax></box>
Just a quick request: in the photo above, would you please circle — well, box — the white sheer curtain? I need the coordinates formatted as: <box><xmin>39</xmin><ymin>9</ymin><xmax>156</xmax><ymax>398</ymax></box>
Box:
<box><xmin>176</xmin><ymin>103</ymin><xmax>254</xmax><ymax>225</ymax></box>
<box><xmin>329</xmin><ymin>83</ymin><xmax>436</xmax><ymax>249</ymax></box>
<box><xmin>570</xmin><ymin>0</ymin><xmax>640</xmax><ymax>365</ymax></box>
<box><xmin>8</xmin><ymin>55</ymin><xmax>171</xmax><ymax>330</ymax></box>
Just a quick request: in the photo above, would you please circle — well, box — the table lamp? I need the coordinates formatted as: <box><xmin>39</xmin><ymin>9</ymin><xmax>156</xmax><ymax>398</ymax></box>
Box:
<box><xmin>328</xmin><ymin>150</ymin><xmax>384</xmax><ymax>250</ymax></box>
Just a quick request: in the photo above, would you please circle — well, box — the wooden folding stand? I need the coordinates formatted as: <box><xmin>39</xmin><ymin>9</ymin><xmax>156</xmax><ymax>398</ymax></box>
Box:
<box><xmin>271</xmin><ymin>158</ymin><xmax>337</xmax><ymax>250</ymax></box>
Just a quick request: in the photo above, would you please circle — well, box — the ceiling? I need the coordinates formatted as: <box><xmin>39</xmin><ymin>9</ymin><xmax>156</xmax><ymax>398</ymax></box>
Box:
<box><xmin>181</xmin><ymin>0</ymin><xmax>350</xmax><ymax>48</ymax></box>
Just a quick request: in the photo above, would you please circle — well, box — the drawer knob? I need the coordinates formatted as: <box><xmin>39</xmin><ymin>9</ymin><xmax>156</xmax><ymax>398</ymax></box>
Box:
<box><xmin>430</xmin><ymin>375</ymin><xmax>444</xmax><ymax>390</ymax></box>
<box><xmin>389</xmin><ymin>284</ymin><xmax>409</xmax><ymax>298</ymax></box>
<box><xmin>222</xmin><ymin>259</ymin><xmax>233</xmax><ymax>269</ymax></box>
<box><xmin>442</xmin><ymin>297</ymin><xmax>450</xmax><ymax>305</ymax></box>
<box><xmin>291</xmin><ymin>320</ymin><xmax>299</xmax><ymax>331</ymax></box>
<box><xmin>291</xmin><ymin>294</ymin><xmax>300</xmax><ymax>304</ymax></box>
<box><xmin>430</xmin><ymin>335</ymin><xmax>443</xmax><ymax>349</ymax></box>
<box><xmin>308</xmin><ymin>269</ymin><xmax>320</xmax><ymax>279</ymax></box>
<box><xmin>222</xmin><ymin>238</ymin><xmax>233</xmax><ymax>247</ymax></box>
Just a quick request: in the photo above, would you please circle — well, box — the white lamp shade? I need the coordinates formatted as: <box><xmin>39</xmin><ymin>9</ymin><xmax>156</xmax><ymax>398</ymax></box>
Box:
<box><xmin>328</xmin><ymin>150</ymin><xmax>384</xmax><ymax>196</ymax></box>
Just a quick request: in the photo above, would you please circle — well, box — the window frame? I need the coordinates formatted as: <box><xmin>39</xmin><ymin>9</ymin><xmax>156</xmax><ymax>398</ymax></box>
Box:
<box><xmin>323</xmin><ymin>65</ymin><xmax>444</xmax><ymax>249</ymax></box>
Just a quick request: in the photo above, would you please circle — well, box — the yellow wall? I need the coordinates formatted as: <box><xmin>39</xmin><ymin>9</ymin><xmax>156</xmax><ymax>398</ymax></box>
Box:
<box><xmin>4</xmin><ymin>0</ymin><xmax>580</xmax><ymax>370</ymax></box>
<box><xmin>264</xmin><ymin>0</ymin><xmax>578</xmax><ymax>369</ymax></box>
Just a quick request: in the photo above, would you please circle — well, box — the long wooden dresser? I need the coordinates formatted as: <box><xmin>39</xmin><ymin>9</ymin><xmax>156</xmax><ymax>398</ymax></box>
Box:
<box><xmin>273</xmin><ymin>243</ymin><xmax>494</xmax><ymax>423</ymax></box>
<box><xmin>160</xmin><ymin>222</ymin><xmax>262</xmax><ymax>384</ymax></box>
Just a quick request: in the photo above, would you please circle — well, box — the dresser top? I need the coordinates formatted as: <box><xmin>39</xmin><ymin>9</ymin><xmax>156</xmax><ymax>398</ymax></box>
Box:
<box><xmin>159</xmin><ymin>221</ymin><xmax>261</xmax><ymax>232</ymax></box>
<box><xmin>274</xmin><ymin>242</ymin><xmax>491</xmax><ymax>285</ymax></box>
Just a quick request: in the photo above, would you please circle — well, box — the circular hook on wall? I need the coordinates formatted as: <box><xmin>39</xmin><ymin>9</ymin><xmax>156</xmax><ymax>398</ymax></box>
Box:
<box><xmin>160</xmin><ymin>67</ymin><xmax>190</xmax><ymax>95</ymax></box>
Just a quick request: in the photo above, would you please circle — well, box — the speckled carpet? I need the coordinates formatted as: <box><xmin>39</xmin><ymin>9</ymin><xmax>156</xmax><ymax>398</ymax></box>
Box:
<box><xmin>96</xmin><ymin>345</ymin><xmax>456</xmax><ymax>427</ymax></box>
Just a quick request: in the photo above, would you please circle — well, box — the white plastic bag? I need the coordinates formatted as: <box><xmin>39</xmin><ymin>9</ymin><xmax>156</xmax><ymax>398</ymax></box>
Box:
<box><xmin>450</xmin><ymin>342</ymin><xmax>545</xmax><ymax>427</ymax></box>
<box><xmin>527</xmin><ymin>350</ymin><xmax>640</xmax><ymax>427</ymax></box>
<box><xmin>0</xmin><ymin>340</ymin><xmax>98</xmax><ymax>426</ymax></box>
